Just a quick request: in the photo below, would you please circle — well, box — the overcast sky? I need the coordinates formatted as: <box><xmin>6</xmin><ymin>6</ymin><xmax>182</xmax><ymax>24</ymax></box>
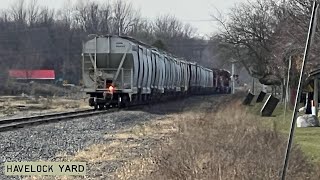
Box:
<box><xmin>0</xmin><ymin>0</ymin><xmax>240</xmax><ymax>37</ymax></box>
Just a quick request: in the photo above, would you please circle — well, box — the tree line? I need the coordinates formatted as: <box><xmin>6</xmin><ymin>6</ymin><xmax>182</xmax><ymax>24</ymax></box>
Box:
<box><xmin>213</xmin><ymin>0</ymin><xmax>320</xmax><ymax>89</ymax></box>
<box><xmin>3</xmin><ymin>0</ymin><xmax>311</xmax><ymax>92</ymax></box>
<box><xmin>0</xmin><ymin>0</ymin><xmax>209</xmax><ymax>86</ymax></box>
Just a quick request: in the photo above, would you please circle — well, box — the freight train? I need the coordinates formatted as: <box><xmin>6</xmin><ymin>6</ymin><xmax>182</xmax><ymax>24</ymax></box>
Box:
<box><xmin>82</xmin><ymin>35</ymin><xmax>231</xmax><ymax>109</ymax></box>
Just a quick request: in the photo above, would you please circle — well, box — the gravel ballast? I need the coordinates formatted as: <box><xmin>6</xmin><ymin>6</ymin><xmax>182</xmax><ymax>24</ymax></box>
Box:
<box><xmin>0</xmin><ymin>110</ymin><xmax>164</xmax><ymax>180</ymax></box>
<box><xmin>0</xmin><ymin>97</ymin><xmax>193</xmax><ymax>180</ymax></box>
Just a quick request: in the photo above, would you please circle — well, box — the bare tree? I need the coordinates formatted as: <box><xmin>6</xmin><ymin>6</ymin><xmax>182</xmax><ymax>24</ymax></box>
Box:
<box><xmin>182</xmin><ymin>23</ymin><xmax>196</xmax><ymax>38</ymax></box>
<box><xmin>0</xmin><ymin>0</ymin><xmax>208</xmax><ymax>87</ymax></box>
<box><xmin>38</xmin><ymin>7</ymin><xmax>54</xmax><ymax>26</ymax></box>
<box><xmin>98</xmin><ymin>2</ymin><xmax>112</xmax><ymax>34</ymax></box>
<box><xmin>74</xmin><ymin>1</ymin><xmax>98</xmax><ymax>33</ymax></box>
<box><xmin>212</xmin><ymin>0</ymin><xmax>283</xmax><ymax>84</ymax></box>
<box><xmin>153</xmin><ymin>15</ymin><xmax>184</xmax><ymax>39</ymax></box>
<box><xmin>27</xmin><ymin>0</ymin><xmax>39</xmax><ymax>26</ymax></box>
<box><xmin>129</xmin><ymin>18</ymin><xmax>155</xmax><ymax>42</ymax></box>
<box><xmin>112</xmin><ymin>0</ymin><xmax>136</xmax><ymax>35</ymax></box>
<box><xmin>11</xmin><ymin>0</ymin><xmax>27</xmax><ymax>27</ymax></box>
<box><xmin>56</xmin><ymin>0</ymin><xmax>72</xmax><ymax>28</ymax></box>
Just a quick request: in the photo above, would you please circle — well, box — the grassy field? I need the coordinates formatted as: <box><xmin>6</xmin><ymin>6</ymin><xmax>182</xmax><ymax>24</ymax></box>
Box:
<box><xmin>248</xmin><ymin>99</ymin><xmax>320</xmax><ymax>163</ymax></box>
<box><xmin>110</xmin><ymin>95</ymin><xmax>320</xmax><ymax>179</ymax></box>
<box><xmin>40</xmin><ymin>95</ymin><xmax>320</xmax><ymax>179</ymax></box>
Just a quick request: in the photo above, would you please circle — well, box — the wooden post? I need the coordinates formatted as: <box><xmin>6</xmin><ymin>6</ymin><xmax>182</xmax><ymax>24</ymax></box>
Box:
<box><xmin>252</xmin><ymin>77</ymin><xmax>255</xmax><ymax>94</ymax></box>
<box><xmin>314</xmin><ymin>75</ymin><xmax>319</xmax><ymax>116</ymax></box>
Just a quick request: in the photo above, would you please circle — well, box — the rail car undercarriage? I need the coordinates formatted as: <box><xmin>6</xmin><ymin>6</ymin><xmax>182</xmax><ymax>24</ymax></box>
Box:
<box><xmin>88</xmin><ymin>91</ymin><xmax>130</xmax><ymax>110</ymax></box>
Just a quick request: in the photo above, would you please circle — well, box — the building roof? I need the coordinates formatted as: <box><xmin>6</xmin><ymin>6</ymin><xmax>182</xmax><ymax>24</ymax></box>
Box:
<box><xmin>9</xmin><ymin>70</ymin><xmax>55</xmax><ymax>80</ymax></box>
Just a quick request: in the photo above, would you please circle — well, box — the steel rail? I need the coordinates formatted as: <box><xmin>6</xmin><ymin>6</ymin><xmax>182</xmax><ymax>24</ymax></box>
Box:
<box><xmin>0</xmin><ymin>109</ymin><xmax>94</xmax><ymax>125</ymax></box>
<box><xmin>0</xmin><ymin>109</ymin><xmax>117</xmax><ymax>132</ymax></box>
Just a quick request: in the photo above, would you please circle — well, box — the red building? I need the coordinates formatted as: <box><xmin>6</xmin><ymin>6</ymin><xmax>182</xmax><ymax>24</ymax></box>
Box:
<box><xmin>9</xmin><ymin>70</ymin><xmax>55</xmax><ymax>82</ymax></box>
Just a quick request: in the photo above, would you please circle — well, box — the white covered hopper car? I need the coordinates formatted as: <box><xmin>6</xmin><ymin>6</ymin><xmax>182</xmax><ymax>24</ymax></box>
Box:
<box><xmin>82</xmin><ymin>35</ymin><xmax>217</xmax><ymax>109</ymax></box>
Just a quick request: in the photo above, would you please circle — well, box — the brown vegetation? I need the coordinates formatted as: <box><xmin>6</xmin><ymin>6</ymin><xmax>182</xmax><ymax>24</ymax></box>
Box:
<box><xmin>1</xmin><ymin>82</ymin><xmax>81</xmax><ymax>97</ymax></box>
<box><xmin>115</xmin><ymin>97</ymin><xmax>320</xmax><ymax>180</ymax></box>
<box><xmin>0</xmin><ymin>94</ymin><xmax>89</xmax><ymax>118</ymax></box>
<box><xmin>23</xmin><ymin>95</ymin><xmax>320</xmax><ymax>180</ymax></box>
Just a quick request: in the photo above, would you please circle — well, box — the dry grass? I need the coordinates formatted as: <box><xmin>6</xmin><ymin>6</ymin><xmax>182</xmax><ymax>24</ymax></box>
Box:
<box><xmin>24</xmin><ymin>115</ymin><xmax>180</xmax><ymax>180</ymax></box>
<box><xmin>115</xmin><ymin>97</ymin><xmax>320</xmax><ymax>180</ymax></box>
<box><xmin>23</xmin><ymin>95</ymin><xmax>320</xmax><ymax>180</ymax></box>
<box><xmin>0</xmin><ymin>82</ymin><xmax>88</xmax><ymax>116</ymax></box>
<box><xmin>2</xmin><ymin>82</ymin><xmax>80</xmax><ymax>97</ymax></box>
<box><xmin>0</xmin><ymin>95</ymin><xmax>90</xmax><ymax>118</ymax></box>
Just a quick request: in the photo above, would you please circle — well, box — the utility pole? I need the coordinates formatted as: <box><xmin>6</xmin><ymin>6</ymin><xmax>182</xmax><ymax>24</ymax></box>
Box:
<box><xmin>283</xmin><ymin>56</ymin><xmax>292</xmax><ymax>135</ymax></box>
<box><xmin>230</xmin><ymin>59</ymin><xmax>237</xmax><ymax>94</ymax></box>
<box><xmin>284</xmin><ymin>56</ymin><xmax>292</xmax><ymax>110</ymax></box>
<box><xmin>232</xmin><ymin>63</ymin><xmax>235</xmax><ymax>94</ymax></box>
<box><xmin>118</xmin><ymin>19</ymin><xmax>121</xmax><ymax>36</ymax></box>
<box><xmin>252</xmin><ymin>77</ymin><xmax>255</xmax><ymax>94</ymax></box>
<box><xmin>281</xmin><ymin>1</ymin><xmax>319</xmax><ymax>180</ymax></box>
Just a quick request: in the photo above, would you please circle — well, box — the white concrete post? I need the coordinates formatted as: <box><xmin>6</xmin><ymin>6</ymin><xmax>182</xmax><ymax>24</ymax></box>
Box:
<box><xmin>232</xmin><ymin>63</ymin><xmax>235</xmax><ymax>94</ymax></box>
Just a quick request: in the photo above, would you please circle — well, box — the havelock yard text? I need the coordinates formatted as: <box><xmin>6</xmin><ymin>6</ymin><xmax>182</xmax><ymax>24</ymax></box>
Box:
<box><xmin>4</xmin><ymin>162</ymin><xmax>86</xmax><ymax>176</ymax></box>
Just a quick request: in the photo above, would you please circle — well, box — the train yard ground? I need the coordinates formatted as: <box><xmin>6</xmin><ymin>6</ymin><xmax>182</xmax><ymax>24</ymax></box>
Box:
<box><xmin>0</xmin><ymin>96</ymin><xmax>90</xmax><ymax>119</ymax></box>
<box><xmin>0</xmin><ymin>93</ymin><xmax>320</xmax><ymax>179</ymax></box>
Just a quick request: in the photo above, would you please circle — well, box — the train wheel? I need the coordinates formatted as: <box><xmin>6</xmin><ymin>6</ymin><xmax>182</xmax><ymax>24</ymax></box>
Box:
<box><xmin>118</xmin><ymin>95</ymin><xmax>129</xmax><ymax>108</ymax></box>
<box><xmin>125</xmin><ymin>95</ymin><xmax>131</xmax><ymax>107</ymax></box>
<box><xmin>117</xmin><ymin>96</ymin><xmax>122</xmax><ymax>108</ymax></box>
<box><xmin>98</xmin><ymin>104</ymin><xmax>105</xmax><ymax>110</ymax></box>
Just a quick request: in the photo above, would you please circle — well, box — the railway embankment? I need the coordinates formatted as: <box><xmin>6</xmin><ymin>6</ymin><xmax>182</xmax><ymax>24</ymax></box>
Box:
<box><xmin>248</xmin><ymin>100</ymin><xmax>320</xmax><ymax>165</ymax></box>
<box><xmin>108</xmin><ymin>94</ymin><xmax>320</xmax><ymax>180</ymax></box>
<box><xmin>0</xmin><ymin>95</ymin><xmax>202</xmax><ymax>180</ymax></box>
<box><xmin>24</xmin><ymin>94</ymin><xmax>320</xmax><ymax>180</ymax></box>
<box><xmin>0</xmin><ymin>105</ymin><xmax>162</xmax><ymax>180</ymax></box>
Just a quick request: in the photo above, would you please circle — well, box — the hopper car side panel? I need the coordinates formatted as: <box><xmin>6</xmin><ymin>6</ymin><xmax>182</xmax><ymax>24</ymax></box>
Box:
<box><xmin>82</xmin><ymin>35</ymin><xmax>231</xmax><ymax>109</ymax></box>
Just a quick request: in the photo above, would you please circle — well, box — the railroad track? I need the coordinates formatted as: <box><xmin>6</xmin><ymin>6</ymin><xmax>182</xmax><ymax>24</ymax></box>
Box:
<box><xmin>0</xmin><ymin>109</ymin><xmax>118</xmax><ymax>132</ymax></box>
<box><xmin>0</xmin><ymin>95</ymin><xmax>216</xmax><ymax>133</ymax></box>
